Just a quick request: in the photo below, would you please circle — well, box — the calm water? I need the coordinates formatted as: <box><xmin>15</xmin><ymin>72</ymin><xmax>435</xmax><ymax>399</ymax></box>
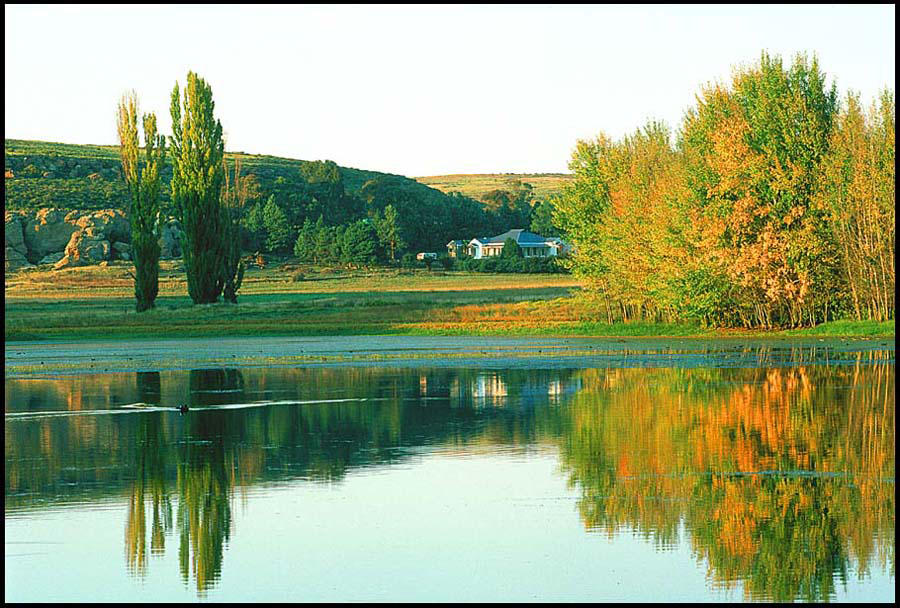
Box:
<box><xmin>4</xmin><ymin>343</ymin><xmax>895</xmax><ymax>602</ymax></box>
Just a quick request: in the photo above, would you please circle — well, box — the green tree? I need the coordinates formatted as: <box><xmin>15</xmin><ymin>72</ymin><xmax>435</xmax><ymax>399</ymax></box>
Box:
<box><xmin>293</xmin><ymin>217</ymin><xmax>316</xmax><ymax>262</ymax></box>
<box><xmin>262</xmin><ymin>195</ymin><xmax>294</xmax><ymax>253</ymax></box>
<box><xmin>313</xmin><ymin>216</ymin><xmax>334</xmax><ymax>263</ymax></box>
<box><xmin>501</xmin><ymin>237</ymin><xmax>523</xmax><ymax>258</ymax></box>
<box><xmin>240</xmin><ymin>202</ymin><xmax>265</xmax><ymax>252</ymax></box>
<box><xmin>117</xmin><ymin>91</ymin><xmax>166</xmax><ymax>313</ymax></box>
<box><xmin>530</xmin><ymin>196</ymin><xmax>559</xmax><ymax>237</ymax></box>
<box><xmin>375</xmin><ymin>204</ymin><xmax>405</xmax><ymax>262</ymax></box>
<box><xmin>169</xmin><ymin>72</ymin><xmax>226</xmax><ymax>304</ymax></box>
<box><xmin>221</xmin><ymin>157</ymin><xmax>255</xmax><ymax>304</ymax></box>
<box><xmin>340</xmin><ymin>220</ymin><xmax>377</xmax><ymax>267</ymax></box>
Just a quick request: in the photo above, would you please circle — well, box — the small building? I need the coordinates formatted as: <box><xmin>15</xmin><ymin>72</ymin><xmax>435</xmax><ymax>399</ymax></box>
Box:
<box><xmin>416</xmin><ymin>252</ymin><xmax>439</xmax><ymax>260</ymax></box>
<box><xmin>467</xmin><ymin>229</ymin><xmax>568</xmax><ymax>259</ymax></box>
<box><xmin>446</xmin><ymin>240</ymin><xmax>467</xmax><ymax>258</ymax></box>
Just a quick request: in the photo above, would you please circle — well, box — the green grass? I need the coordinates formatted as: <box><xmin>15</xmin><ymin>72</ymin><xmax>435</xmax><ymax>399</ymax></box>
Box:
<box><xmin>779</xmin><ymin>319</ymin><xmax>895</xmax><ymax>337</ymax></box>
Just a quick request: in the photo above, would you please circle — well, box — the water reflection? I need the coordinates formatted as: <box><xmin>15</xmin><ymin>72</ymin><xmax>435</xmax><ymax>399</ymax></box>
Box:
<box><xmin>4</xmin><ymin>356</ymin><xmax>894</xmax><ymax>600</ymax></box>
<box><xmin>558</xmin><ymin>361</ymin><xmax>895</xmax><ymax>602</ymax></box>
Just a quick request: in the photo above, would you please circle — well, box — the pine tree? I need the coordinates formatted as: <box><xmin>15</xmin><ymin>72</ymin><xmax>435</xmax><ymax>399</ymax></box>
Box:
<box><xmin>375</xmin><ymin>204</ymin><xmax>404</xmax><ymax>262</ymax></box>
<box><xmin>262</xmin><ymin>195</ymin><xmax>294</xmax><ymax>253</ymax></box>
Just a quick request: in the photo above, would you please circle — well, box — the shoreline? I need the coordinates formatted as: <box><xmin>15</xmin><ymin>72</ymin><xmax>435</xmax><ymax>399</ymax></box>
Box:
<box><xmin>5</xmin><ymin>334</ymin><xmax>894</xmax><ymax>379</ymax></box>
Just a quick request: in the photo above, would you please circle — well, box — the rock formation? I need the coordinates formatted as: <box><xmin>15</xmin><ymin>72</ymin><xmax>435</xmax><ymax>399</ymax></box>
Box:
<box><xmin>4</xmin><ymin>208</ymin><xmax>185</xmax><ymax>273</ymax></box>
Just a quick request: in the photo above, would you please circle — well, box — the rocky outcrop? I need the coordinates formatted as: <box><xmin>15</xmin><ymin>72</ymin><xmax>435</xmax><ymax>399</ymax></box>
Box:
<box><xmin>55</xmin><ymin>231</ymin><xmax>111</xmax><ymax>269</ymax></box>
<box><xmin>6</xmin><ymin>207</ymin><xmax>187</xmax><ymax>272</ymax></box>
<box><xmin>5</xmin><ymin>212</ymin><xmax>33</xmax><ymax>272</ymax></box>
<box><xmin>111</xmin><ymin>241</ymin><xmax>131</xmax><ymax>260</ymax></box>
<box><xmin>39</xmin><ymin>252</ymin><xmax>66</xmax><ymax>265</ymax></box>
<box><xmin>73</xmin><ymin>209</ymin><xmax>130</xmax><ymax>244</ymax></box>
<box><xmin>159</xmin><ymin>218</ymin><xmax>184</xmax><ymax>259</ymax></box>
<box><xmin>23</xmin><ymin>209</ymin><xmax>78</xmax><ymax>260</ymax></box>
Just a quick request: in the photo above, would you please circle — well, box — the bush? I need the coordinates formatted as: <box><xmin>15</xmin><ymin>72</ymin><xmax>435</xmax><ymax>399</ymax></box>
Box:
<box><xmin>456</xmin><ymin>255</ymin><xmax>565</xmax><ymax>274</ymax></box>
<box><xmin>400</xmin><ymin>252</ymin><xmax>418</xmax><ymax>269</ymax></box>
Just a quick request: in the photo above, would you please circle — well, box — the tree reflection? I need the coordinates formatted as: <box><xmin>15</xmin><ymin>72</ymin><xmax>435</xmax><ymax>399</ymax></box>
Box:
<box><xmin>126</xmin><ymin>372</ymin><xmax>172</xmax><ymax>577</ymax></box>
<box><xmin>6</xmin><ymin>358</ymin><xmax>893</xmax><ymax>600</ymax></box>
<box><xmin>556</xmin><ymin>359</ymin><xmax>895</xmax><ymax>601</ymax></box>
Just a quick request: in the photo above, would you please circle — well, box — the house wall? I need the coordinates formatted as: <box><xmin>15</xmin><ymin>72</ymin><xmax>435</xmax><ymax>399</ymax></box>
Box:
<box><xmin>470</xmin><ymin>243</ymin><xmax>558</xmax><ymax>259</ymax></box>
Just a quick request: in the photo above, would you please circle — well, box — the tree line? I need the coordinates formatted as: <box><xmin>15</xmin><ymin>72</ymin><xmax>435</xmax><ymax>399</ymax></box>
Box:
<box><xmin>552</xmin><ymin>52</ymin><xmax>894</xmax><ymax>328</ymax></box>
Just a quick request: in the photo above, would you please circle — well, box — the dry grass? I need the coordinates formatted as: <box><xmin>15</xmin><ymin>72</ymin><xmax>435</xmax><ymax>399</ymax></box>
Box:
<box><xmin>5</xmin><ymin>260</ymin><xmax>580</xmax><ymax>300</ymax></box>
<box><xmin>414</xmin><ymin>173</ymin><xmax>572</xmax><ymax>202</ymax></box>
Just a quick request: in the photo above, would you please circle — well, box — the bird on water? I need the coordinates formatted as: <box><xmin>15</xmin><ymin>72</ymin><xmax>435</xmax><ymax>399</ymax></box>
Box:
<box><xmin>179</xmin><ymin>403</ymin><xmax>189</xmax><ymax>414</ymax></box>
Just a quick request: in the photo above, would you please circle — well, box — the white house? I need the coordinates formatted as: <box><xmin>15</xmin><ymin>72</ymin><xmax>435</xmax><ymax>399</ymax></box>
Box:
<box><xmin>465</xmin><ymin>229</ymin><xmax>568</xmax><ymax>259</ymax></box>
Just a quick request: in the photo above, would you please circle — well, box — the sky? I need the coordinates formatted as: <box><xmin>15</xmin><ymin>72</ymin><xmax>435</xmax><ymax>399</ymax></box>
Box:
<box><xmin>5</xmin><ymin>4</ymin><xmax>895</xmax><ymax>176</ymax></box>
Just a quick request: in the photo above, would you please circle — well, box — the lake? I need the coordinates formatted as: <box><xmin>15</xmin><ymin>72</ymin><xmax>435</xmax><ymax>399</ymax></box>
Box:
<box><xmin>4</xmin><ymin>337</ymin><xmax>895</xmax><ymax>602</ymax></box>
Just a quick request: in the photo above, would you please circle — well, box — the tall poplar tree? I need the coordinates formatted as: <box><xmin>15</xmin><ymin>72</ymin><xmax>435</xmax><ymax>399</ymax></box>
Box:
<box><xmin>221</xmin><ymin>157</ymin><xmax>256</xmax><ymax>304</ymax></box>
<box><xmin>117</xmin><ymin>91</ymin><xmax>166</xmax><ymax>312</ymax></box>
<box><xmin>169</xmin><ymin>72</ymin><xmax>226</xmax><ymax>304</ymax></box>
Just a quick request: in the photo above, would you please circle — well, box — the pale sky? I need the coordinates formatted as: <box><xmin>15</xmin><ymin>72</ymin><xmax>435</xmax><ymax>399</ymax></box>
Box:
<box><xmin>5</xmin><ymin>4</ymin><xmax>895</xmax><ymax>176</ymax></box>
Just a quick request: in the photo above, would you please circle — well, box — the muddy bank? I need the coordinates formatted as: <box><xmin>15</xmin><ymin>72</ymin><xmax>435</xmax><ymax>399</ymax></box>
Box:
<box><xmin>4</xmin><ymin>335</ymin><xmax>894</xmax><ymax>378</ymax></box>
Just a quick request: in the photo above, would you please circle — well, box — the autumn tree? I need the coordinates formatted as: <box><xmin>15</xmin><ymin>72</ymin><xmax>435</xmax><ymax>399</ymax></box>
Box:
<box><xmin>679</xmin><ymin>52</ymin><xmax>840</xmax><ymax>327</ymax></box>
<box><xmin>117</xmin><ymin>91</ymin><xmax>166</xmax><ymax>312</ymax></box>
<box><xmin>816</xmin><ymin>89</ymin><xmax>895</xmax><ymax>321</ymax></box>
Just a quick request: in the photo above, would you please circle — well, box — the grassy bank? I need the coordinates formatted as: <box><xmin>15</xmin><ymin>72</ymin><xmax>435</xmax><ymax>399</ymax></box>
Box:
<box><xmin>4</xmin><ymin>263</ymin><xmax>894</xmax><ymax>342</ymax></box>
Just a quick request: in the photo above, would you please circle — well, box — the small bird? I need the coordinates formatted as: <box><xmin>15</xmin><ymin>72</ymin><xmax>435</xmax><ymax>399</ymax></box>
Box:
<box><xmin>179</xmin><ymin>403</ymin><xmax>189</xmax><ymax>414</ymax></box>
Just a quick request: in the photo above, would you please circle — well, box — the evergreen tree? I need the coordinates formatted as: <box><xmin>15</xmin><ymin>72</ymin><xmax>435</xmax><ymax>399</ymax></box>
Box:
<box><xmin>241</xmin><ymin>202</ymin><xmax>265</xmax><ymax>252</ymax></box>
<box><xmin>340</xmin><ymin>220</ymin><xmax>377</xmax><ymax>267</ymax></box>
<box><xmin>501</xmin><ymin>237</ymin><xmax>523</xmax><ymax>258</ymax></box>
<box><xmin>169</xmin><ymin>72</ymin><xmax>225</xmax><ymax>304</ymax></box>
<box><xmin>117</xmin><ymin>91</ymin><xmax>166</xmax><ymax>313</ymax></box>
<box><xmin>530</xmin><ymin>197</ymin><xmax>559</xmax><ymax>237</ymax></box>
<box><xmin>293</xmin><ymin>217</ymin><xmax>314</xmax><ymax>262</ymax></box>
<box><xmin>375</xmin><ymin>204</ymin><xmax>405</xmax><ymax>262</ymax></box>
<box><xmin>262</xmin><ymin>195</ymin><xmax>294</xmax><ymax>253</ymax></box>
<box><xmin>313</xmin><ymin>216</ymin><xmax>333</xmax><ymax>263</ymax></box>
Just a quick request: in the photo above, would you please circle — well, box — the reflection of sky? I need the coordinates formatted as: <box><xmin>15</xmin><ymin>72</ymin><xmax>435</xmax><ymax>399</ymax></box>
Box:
<box><xmin>5</xmin><ymin>450</ymin><xmax>894</xmax><ymax>602</ymax></box>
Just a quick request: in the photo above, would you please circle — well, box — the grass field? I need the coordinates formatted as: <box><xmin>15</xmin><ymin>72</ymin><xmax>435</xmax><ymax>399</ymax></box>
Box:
<box><xmin>4</xmin><ymin>262</ymin><xmax>894</xmax><ymax>342</ymax></box>
<box><xmin>415</xmin><ymin>173</ymin><xmax>572</xmax><ymax>202</ymax></box>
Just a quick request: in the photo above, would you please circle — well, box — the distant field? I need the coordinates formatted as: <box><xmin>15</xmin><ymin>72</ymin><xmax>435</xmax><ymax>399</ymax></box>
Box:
<box><xmin>415</xmin><ymin>173</ymin><xmax>572</xmax><ymax>202</ymax></box>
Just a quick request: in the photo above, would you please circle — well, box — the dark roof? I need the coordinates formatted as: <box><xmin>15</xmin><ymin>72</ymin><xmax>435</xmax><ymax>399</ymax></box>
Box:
<box><xmin>479</xmin><ymin>229</ymin><xmax>551</xmax><ymax>245</ymax></box>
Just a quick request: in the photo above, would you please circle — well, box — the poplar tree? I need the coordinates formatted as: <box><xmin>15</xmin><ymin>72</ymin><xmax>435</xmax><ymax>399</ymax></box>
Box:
<box><xmin>221</xmin><ymin>157</ymin><xmax>255</xmax><ymax>304</ymax></box>
<box><xmin>169</xmin><ymin>72</ymin><xmax>226</xmax><ymax>304</ymax></box>
<box><xmin>117</xmin><ymin>91</ymin><xmax>166</xmax><ymax>312</ymax></box>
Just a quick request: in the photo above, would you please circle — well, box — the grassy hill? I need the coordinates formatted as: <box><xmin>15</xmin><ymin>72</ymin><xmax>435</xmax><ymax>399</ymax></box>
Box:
<box><xmin>3</xmin><ymin>139</ymin><xmax>437</xmax><ymax>212</ymax></box>
<box><xmin>414</xmin><ymin>173</ymin><xmax>572</xmax><ymax>202</ymax></box>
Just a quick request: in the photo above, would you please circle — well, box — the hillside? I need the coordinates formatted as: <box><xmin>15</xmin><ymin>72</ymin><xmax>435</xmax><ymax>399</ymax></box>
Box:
<box><xmin>3</xmin><ymin>139</ymin><xmax>523</xmax><ymax>255</ymax></box>
<box><xmin>4</xmin><ymin>139</ymin><xmax>427</xmax><ymax>212</ymax></box>
<box><xmin>415</xmin><ymin>173</ymin><xmax>572</xmax><ymax>202</ymax></box>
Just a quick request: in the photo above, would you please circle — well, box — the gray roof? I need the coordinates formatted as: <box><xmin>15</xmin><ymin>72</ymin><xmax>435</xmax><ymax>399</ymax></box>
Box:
<box><xmin>477</xmin><ymin>229</ymin><xmax>552</xmax><ymax>245</ymax></box>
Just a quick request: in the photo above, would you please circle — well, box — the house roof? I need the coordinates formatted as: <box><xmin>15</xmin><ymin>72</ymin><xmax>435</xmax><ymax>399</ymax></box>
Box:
<box><xmin>474</xmin><ymin>229</ymin><xmax>553</xmax><ymax>246</ymax></box>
